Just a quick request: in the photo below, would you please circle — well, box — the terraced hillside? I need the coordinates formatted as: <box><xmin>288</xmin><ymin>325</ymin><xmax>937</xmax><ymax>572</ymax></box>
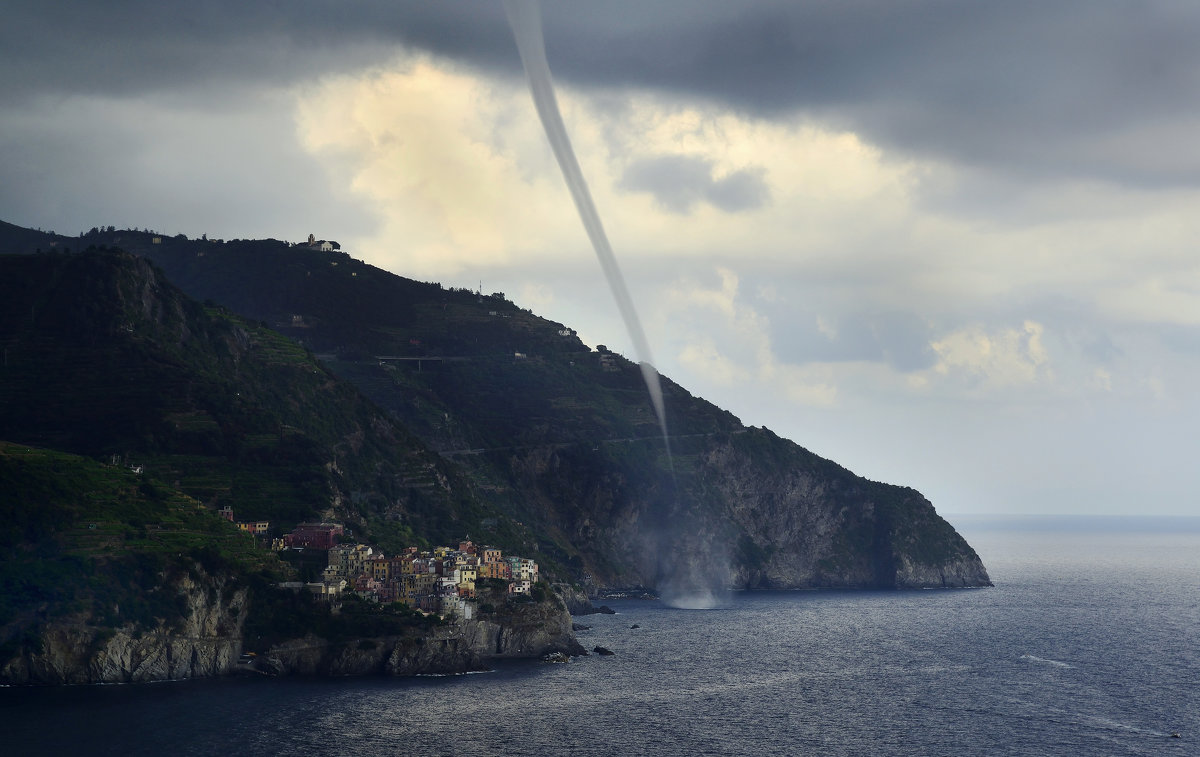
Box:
<box><xmin>0</xmin><ymin>250</ymin><xmax>528</xmax><ymax>553</ymax></box>
<box><xmin>1</xmin><ymin>225</ymin><xmax>990</xmax><ymax>594</ymax></box>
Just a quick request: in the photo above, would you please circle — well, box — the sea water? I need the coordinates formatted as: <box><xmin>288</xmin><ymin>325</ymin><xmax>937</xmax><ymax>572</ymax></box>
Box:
<box><xmin>4</xmin><ymin>517</ymin><xmax>1198</xmax><ymax>756</ymax></box>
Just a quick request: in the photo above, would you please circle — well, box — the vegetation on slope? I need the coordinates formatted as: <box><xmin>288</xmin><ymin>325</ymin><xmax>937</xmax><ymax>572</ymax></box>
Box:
<box><xmin>0</xmin><ymin>249</ymin><xmax>524</xmax><ymax>550</ymax></box>
<box><xmin>0</xmin><ymin>441</ymin><xmax>279</xmax><ymax>657</ymax></box>
<box><xmin>0</xmin><ymin>224</ymin><xmax>990</xmax><ymax>592</ymax></box>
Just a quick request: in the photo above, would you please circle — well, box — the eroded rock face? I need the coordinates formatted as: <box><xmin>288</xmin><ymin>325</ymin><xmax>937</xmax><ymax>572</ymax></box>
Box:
<box><xmin>258</xmin><ymin>629</ymin><xmax>485</xmax><ymax>677</ymax></box>
<box><xmin>386</xmin><ymin>630</ymin><xmax>486</xmax><ymax>676</ymax></box>
<box><xmin>261</xmin><ymin>592</ymin><xmax>585</xmax><ymax>678</ymax></box>
<box><xmin>1</xmin><ymin>572</ymin><xmax>248</xmax><ymax>685</ymax></box>
<box><xmin>475</xmin><ymin>593</ymin><xmax>587</xmax><ymax>660</ymax></box>
<box><xmin>3</xmin><ymin>577</ymin><xmax>585</xmax><ymax>685</ymax></box>
<box><xmin>552</xmin><ymin>584</ymin><xmax>596</xmax><ymax>615</ymax></box>
<box><xmin>894</xmin><ymin>553</ymin><xmax>992</xmax><ymax>589</ymax></box>
<box><xmin>506</xmin><ymin>431</ymin><xmax>991</xmax><ymax>592</ymax></box>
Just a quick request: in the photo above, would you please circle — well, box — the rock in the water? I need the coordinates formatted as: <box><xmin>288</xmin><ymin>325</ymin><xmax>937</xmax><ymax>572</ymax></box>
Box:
<box><xmin>630</xmin><ymin>624</ymin><xmax>640</xmax><ymax>629</ymax></box>
<box><xmin>542</xmin><ymin>651</ymin><xmax>570</xmax><ymax>663</ymax></box>
<box><xmin>572</xmin><ymin>623</ymin><xmax>592</xmax><ymax>631</ymax></box>
<box><xmin>593</xmin><ymin>646</ymin><xmax>615</xmax><ymax>656</ymax></box>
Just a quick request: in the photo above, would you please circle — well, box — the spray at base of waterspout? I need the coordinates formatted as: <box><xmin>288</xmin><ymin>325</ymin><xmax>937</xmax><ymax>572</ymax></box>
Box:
<box><xmin>661</xmin><ymin>590</ymin><xmax>731</xmax><ymax>611</ymax></box>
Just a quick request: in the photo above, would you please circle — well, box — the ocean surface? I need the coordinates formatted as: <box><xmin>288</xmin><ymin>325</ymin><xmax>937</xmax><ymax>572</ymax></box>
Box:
<box><xmin>4</xmin><ymin>516</ymin><xmax>1198</xmax><ymax>756</ymax></box>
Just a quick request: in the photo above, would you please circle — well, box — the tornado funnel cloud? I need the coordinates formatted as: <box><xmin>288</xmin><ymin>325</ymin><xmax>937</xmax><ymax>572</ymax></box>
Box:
<box><xmin>503</xmin><ymin>0</ymin><xmax>670</xmax><ymax>452</ymax></box>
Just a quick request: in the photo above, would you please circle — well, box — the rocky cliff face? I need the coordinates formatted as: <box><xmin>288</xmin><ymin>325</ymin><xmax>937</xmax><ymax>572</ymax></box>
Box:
<box><xmin>893</xmin><ymin>552</ymin><xmax>991</xmax><ymax>589</ymax></box>
<box><xmin>552</xmin><ymin>583</ymin><xmax>607</xmax><ymax>614</ymax></box>
<box><xmin>2</xmin><ymin>580</ymin><xmax>584</xmax><ymax>685</ymax></box>
<box><xmin>258</xmin><ymin>592</ymin><xmax>585</xmax><ymax>677</ymax></box>
<box><xmin>705</xmin><ymin>435</ymin><xmax>990</xmax><ymax>590</ymax></box>
<box><xmin>501</xmin><ymin>429</ymin><xmax>990</xmax><ymax>594</ymax></box>
<box><xmin>1</xmin><ymin>572</ymin><xmax>248</xmax><ymax>685</ymax></box>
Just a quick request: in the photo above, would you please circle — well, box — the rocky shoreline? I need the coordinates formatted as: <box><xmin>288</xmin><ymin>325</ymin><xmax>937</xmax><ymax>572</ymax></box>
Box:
<box><xmin>3</xmin><ymin>577</ymin><xmax>994</xmax><ymax>686</ymax></box>
<box><xmin>251</xmin><ymin>592</ymin><xmax>586</xmax><ymax>678</ymax></box>
<box><xmin>1</xmin><ymin>576</ymin><xmax>585</xmax><ymax>686</ymax></box>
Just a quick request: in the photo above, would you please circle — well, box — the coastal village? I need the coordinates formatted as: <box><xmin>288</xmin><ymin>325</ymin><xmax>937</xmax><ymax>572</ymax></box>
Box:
<box><xmin>219</xmin><ymin>508</ymin><xmax>538</xmax><ymax>621</ymax></box>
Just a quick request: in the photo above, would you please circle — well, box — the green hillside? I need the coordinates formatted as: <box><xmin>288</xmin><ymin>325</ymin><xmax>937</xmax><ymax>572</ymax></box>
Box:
<box><xmin>0</xmin><ymin>225</ymin><xmax>990</xmax><ymax>595</ymax></box>
<box><xmin>0</xmin><ymin>441</ymin><xmax>275</xmax><ymax>652</ymax></box>
<box><xmin>0</xmin><ymin>249</ymin><xmax>528</xmax><ymax>553</ymax></box>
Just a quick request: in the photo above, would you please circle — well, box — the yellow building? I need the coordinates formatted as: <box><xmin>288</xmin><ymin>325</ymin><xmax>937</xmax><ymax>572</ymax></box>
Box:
<box><xmin>403</xmin><ymin>572</ymin><xmax>437</xmax><ymax>602</ymax></box>
<box><xmin>456</xmin><ymin>565</ymin><xmax>477</xmax><ymax>598</ymax></box>
<box><xmin>367</xmin><ymin>556</ymin><xmax>391</xmax><ymax>581</ymax></box>
<box><xmin>346</xmin><ymin>544</ymin><xmax>375</xmax><ymax>576</ymax></box>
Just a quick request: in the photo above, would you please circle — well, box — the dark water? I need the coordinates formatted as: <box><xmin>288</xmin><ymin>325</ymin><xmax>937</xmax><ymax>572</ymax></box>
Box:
<box><xmin>5</xmin><ymin>518</ymin><xmax>1198</xmax><ymax>756</ymax></box>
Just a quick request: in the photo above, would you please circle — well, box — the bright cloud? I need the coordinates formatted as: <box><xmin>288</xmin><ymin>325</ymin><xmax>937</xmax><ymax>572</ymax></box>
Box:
<box><xmin>927</xmin><ymin>321</ymin><xmax>1050</xmax><ymax>391</ymax></box>
<box><xmin>293</xmin><ymin>54</ymin><xmax>921</xmax><ymax>277</ymax></box>
<box><xmin>677</xmin><ymin>337</ymin><xmax>750</xmax><ymax>387</ymax></box>
<box><xmin>661</xmin><ymin>268</ymin><xmax>839</xmax><ymax>407</ymax></box>
<box><xmin>296</xmin><ymin>57</ymin><xmax>580</xmax><ymax>276</ymax></box>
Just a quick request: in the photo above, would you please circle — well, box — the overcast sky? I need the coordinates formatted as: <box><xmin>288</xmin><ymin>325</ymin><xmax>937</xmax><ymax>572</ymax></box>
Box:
<box><xmin>4</xmin><ymin>1</ymin><xmax>1200</xmax><ymax>518</ymax></box>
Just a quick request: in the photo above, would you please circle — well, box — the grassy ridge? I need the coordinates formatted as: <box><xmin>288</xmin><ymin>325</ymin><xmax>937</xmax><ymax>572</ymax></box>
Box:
<box><xmin>0</xmin><ymin>441</ymin><xmax>281</xmax><ymax>650</ymax></box>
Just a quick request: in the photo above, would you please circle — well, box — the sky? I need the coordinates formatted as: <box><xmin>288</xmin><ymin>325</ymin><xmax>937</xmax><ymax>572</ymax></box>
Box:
<box><xmin>3</xmin><ymin>1</ymin><xmax>1200</xmax><ymax>518</ymax></box>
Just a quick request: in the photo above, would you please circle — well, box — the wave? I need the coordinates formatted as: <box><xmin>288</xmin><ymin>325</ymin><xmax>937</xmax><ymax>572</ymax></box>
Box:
<box><xmin>414</xmin><ymin>669</ymin><xmax>495</xmax><ymax>678</ymax></box>
<box><xmin>1019</xmin><ymin>653</ymin><xmax>1072</xmax><ymax>668</ymax></box>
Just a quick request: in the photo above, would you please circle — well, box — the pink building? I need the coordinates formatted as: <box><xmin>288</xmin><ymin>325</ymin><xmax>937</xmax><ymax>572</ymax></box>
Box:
<box><xmin>284</xmin><ymin>522</ymin><xmax>344</xmax><ymax>550</ymax></box>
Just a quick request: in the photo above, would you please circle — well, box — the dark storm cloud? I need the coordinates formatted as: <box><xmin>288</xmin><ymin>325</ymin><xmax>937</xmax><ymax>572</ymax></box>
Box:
<box><xmin>5</xmin><ymin>1</ymin><xmax>1200</xmax><ymax>184</ymax></box>
<box><xmin>0</xmin><ymin>1</ymin><xmax>516</xmax><ymax>101</ymax></box>
<box><xmin>0</xmin><ymin>91</ymin><xmax>379</xmax><ymax>240</ymax></box>
<box><xmin>541</xmin><ymin>1</ymin><xmax>1200</xmax><ymax>186</ymax></box>
<box><xmin>618</xmin><ymin>155</ymin><xmax>769</xmax><ymax>214</ymax></box>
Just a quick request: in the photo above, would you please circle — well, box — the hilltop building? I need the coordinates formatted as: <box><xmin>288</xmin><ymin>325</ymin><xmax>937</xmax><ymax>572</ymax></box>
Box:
<box><xmin>303</xmin><ymin>233</ymin><xmax>339</xmax><ymax>252</ymax></box>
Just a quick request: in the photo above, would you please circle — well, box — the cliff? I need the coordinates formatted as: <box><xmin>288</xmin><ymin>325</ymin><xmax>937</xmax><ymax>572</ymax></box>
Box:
<box><xmin>493</xmin><ymin>429</ymin><xmax>990</xmax><ymax>594</ymax></box>
<box><xmin>1</xmin><ymin>572</ymin><xmax>248</xmax><ymax>685</ymax></box>
<box><xmin>1</xmin><ymin>577</ymin><xmax>582</xmax><ymax>684</ymax></box>
<box><xmin>254</xmin><ymin>591</ymin><xmax>584</xmax><ymax>677</ymax></box>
